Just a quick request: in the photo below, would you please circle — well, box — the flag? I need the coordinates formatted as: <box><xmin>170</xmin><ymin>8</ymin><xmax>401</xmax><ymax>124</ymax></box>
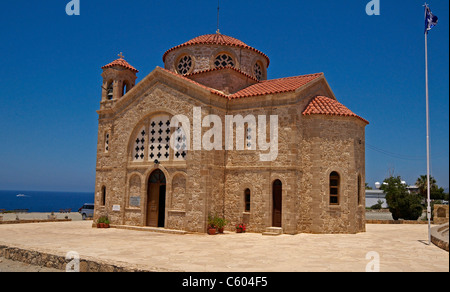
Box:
<box><xmin>425</xmin><ymin>5</ymin><xmax>438</xmax><ymax>34</ymax></box>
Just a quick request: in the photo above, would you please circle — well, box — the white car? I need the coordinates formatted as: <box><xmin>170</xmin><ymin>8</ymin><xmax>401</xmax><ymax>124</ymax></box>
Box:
<box><xmin>78</xmin><ymin>203</ymin><xmax>94</xmax><ymax>220</ymax></box>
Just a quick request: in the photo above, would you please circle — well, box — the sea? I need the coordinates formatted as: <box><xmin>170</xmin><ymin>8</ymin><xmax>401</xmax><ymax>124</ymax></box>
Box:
<box><xmin>0</xmin><ymin>190</ymin><xmax>94</xmax><ymax>213</ymax></box>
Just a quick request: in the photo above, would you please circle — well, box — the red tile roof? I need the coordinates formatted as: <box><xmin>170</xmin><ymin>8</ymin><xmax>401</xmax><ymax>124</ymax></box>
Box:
<box><xmin>163</xmin><ymin>34</ymin><xmax>270</xmax><ymax>67</ymax></box>
<box><xmin>185</xmin><ymin>65</ymin><xmax>260</xmax><ymax>83</ymax></box>
<box><xmin>303</xmin><ymin>96</ymin><xmax>369</xmax><ymax>124</ymax></box>
<box><xmin>229</xmin><ymin>73</ymin><xmax>323</xmax><ymax>99</ymax></box>
<box><xmin>158</xmin><ymin>67</ymin><xmax>324</xmax><ymax>100</ymax></box>
<box><xmin>159</xmin><ymin>67</ymin><xmax>228</xmax><ymax>98</ymax></box>
<box><xmin>102</xmin><ymin>57</ymin><xmax>139</xmax><ymax>73</ymax></box>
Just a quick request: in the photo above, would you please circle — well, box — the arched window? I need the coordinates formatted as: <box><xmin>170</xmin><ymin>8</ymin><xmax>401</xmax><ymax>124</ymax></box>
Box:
<box><xmin>106</xmin><ymin>81</ymin><xmax>114</xmax><ymax>100</ymax></box>
<box><xmin>253</xmin><ymin>62</ymin><xmax>263</xmax><ymax>81</ymax></box>
<box><xmin>272</xmin><ymin>180</ymin><xmax>282</xmax><ymax>227</ymax></box>
<box><xmin>329</xmin><ymin>172</ymin><xmax>340</xmax><ymax>205</ymax></box>
<box><xmin>122</xmin><ymin>81</ymin><xmax>129</xmax><ymax>97</ymax></box>
<box><xmin>244</xmin><ymin>188</ymin><xmax>251</xmax><ymax>212</ymax></box>
<box><xmin>131</xmin><ymin>115</ymin><xmax>188</xmax><ymax>163</ymax></box>
<box><xmin>176</xmin><ymin>55</ymin><xmax>193</xmax><ymax>75</ymax></box>
<box><xmin>214</xmin><ymin>53</ymin><xmax>234</xmax><ymax>68</ymax></box>
<box><xmin>101</xmin><ymin>186</ymin><xmax>106</xmax><ymax>206</ymax></box>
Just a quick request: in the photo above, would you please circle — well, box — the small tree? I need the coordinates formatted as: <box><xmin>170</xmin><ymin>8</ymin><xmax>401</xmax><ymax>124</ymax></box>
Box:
<box><xmin>370</xmin><ymin>200</ymin><xmax>384</xmax><ymax>210</ymax></box>
<box><xmin>416</xmin><ymin>175</ymin><xmax>449</xmax><ymax>201</ymax></box>
<box><xmin>381</xmin><ymin>176</ymin><xmax>423</xmax><ymax>220</ymax></box>
<box><xmin>416</xmin><ymin>175</ymin><xmax>437</xmax><ymax>201</ymax></box>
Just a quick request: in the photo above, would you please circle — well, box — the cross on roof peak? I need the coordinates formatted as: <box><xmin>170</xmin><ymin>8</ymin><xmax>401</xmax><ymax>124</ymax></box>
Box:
<box><xmin>118</xmin><ymin>52</ymin><xmax>125</xmax><ymax>59</ymax></box>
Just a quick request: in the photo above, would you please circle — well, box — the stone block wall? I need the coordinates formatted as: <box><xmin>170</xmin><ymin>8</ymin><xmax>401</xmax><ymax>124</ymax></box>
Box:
<box><xmin>434</xmin><ymin>204</ymin><xmax>449</xmax><ymax>225</ymax></box>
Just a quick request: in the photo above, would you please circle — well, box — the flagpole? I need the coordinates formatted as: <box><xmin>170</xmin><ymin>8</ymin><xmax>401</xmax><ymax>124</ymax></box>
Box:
<box><xmin>424</xmin><ymin>19</ymin><xmax>432</xmax><ymax>246</ymax></box>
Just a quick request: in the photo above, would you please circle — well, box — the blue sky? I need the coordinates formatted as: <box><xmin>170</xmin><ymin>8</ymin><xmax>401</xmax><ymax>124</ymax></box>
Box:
<box><xmin>0</xmin><ymin>0</ymin><xmax>448</xmax><ymax>192</ymax></box>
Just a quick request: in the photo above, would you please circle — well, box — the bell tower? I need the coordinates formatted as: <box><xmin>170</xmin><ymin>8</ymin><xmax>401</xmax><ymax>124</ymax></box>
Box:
<box><xmin>100</xmin><ymin>53</ymin><xmax>138</xmax><ymax>109</ymax></box>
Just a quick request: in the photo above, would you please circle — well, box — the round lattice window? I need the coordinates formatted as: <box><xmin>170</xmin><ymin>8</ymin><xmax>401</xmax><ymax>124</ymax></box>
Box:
<box><xmin>253</xmin><ymin>63</ymin><xmax>263</xmax><ymax>81</ymax></box>
<box><xmin>214</xmin><ymin>54</ymin><xmax>235</xmax><ymax>68</ymax></box>
<box><xmin>177</xmin><ymin>55</ymin><xmax>193</xmax><ymax>75</ymax></box>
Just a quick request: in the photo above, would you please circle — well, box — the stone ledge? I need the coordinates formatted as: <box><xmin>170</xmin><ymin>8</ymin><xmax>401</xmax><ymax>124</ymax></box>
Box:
<box><xmin>0</xmin><ymin>245</ymin><xmax>161</xmax><ymax>272</ymax></box>
<box><xmin>366</xmin><ymin>220</ymin><xmax>430</xmax><ymax>224</ymax></box>
<box><xmin>0</xmin><ymin>219</ymin><xmax>72</xmax><ymax>225</ymax></box>
<box><xmin>431</xmin><ymin>223</ymin><xmax>449</xmax><ymax>252</ymax></box>
<box><xmin>110</xmin><ymin>225</ymin><xmax>188</xmax><ymax>235</ymax></box>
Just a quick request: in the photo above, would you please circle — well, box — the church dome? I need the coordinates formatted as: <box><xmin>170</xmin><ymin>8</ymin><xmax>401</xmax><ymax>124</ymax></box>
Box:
<box><xmin>163</xmin><ymin>33</ymin><xmax>270</xmax><ymax>81</ymax></box>
<box><xmin>163</xmin><ymin>34</ymin><xmax>270</xmax><ymax>66</ymax></box>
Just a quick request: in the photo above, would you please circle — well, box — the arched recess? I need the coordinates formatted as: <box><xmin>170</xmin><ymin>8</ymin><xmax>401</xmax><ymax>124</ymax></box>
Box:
<box><xmin>128</xmin><ymin>174</ymin><xmax>142</xmax><ymax>208</ymax></box>
<box><xmin>171</xmin><ymin>173</ymin><xmax>186</xmax><ymax>210</ymax></box>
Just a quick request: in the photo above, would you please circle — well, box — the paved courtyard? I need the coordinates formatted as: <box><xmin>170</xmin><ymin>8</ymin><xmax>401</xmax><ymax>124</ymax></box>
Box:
<box><xmin>0</xmin><ymin>221</ymin><xmax>448</xmax><ymax>272</ymax></box>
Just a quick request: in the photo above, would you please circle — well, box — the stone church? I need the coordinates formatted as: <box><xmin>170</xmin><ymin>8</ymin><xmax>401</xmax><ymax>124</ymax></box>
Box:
<box><xmin>93</xmin><ymin>33</ymin><xmax>369</xmax><ymax>234</ymax></box>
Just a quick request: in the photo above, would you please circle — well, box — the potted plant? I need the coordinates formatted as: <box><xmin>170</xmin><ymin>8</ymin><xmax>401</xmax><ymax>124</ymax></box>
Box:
<box><xmin>207</xmin><ymin>224</ymin><xmax>217</xmax><ymax>235</ymax></box>
<box><xmin>104</xmin><ymin>216</ymin><xmax>110</xmax><ymax>228</ymax></box>
<box><xmin>97</xmin><ymin>216</ymin><xmax>110</xmax><ymax>228</ymax></box>
<box><xmin>97</xmin><ymin>216</ymin><xmax>104</xmax><ymax>228</ymax></box>
<box><xmin>207</xmin><ymin>214</ymin><xmax>217</xmax><ymax>235</ymax></box>
<box><xmin>236</xmin><ymin>223</ymin><xmax>246</xmax><ymax>233</ymax></box>
<box><xmin>215</xmin><ymin>217</ymin><xmax>229</xmax><ymax>234</ymax></box>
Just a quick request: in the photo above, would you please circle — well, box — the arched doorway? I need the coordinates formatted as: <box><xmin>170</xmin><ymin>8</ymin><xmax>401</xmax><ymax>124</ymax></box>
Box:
<box><xmin>272</xmin><ymin>179</ymin><xmax>282</xmax><ymax>227</ymax></box>
<box><xmin>147</xmin><ymin>169</ymin><xmax>166</xmax><ymax>227</ymax></box>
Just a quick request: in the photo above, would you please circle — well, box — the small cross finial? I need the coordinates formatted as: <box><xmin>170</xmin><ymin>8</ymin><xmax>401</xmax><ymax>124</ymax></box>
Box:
<box><xmin>217</xmin><ymin>0</ymin><xmax>220</xmax><ymax>34</ymax></box>
<box><xmin>118</xmin><ymin>52</ymin><xmax>125</xmax><ymax>59</ymax></box>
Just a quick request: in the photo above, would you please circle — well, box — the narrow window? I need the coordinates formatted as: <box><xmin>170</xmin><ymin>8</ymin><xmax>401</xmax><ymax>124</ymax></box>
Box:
<box><xmin>104</xmin><ymin>132</ymin><xmax>110</xmax><ymax>153</ymax></box>
<box><xmin>244</xmin><ymin>188</ymin><xmax>251</xmax><ymax>212</ymax></box>
<box><xmin>106</xmin><ymin>81</ymin><xmax>114</xmax><ymax>100</ymax></box>
<box><xmin>244</xmin><ymin>124</ymin><xmax>252</xmax><ymax>150</ymax></box>
<box><xmin>122</xmin><ymin>81</ymin><xmax>128</xmax><ymax>97</ymax></box>
<box><xmin>101</xmin><ymin>186</ymin><xmax>106</xmax><ymax>206</ymax></box>
<box><xmin>357</xmin><ymin>175</ymin><xmax>362</xmax><ymax>205</ymax></box>
<box><xmin>330</xmin><ymin>172</ymin><xmax>340</xmax><ymax>205</ymax></box>
<box><xmin>253</xmin><ymin>62</ymin><xmax>263</xmax><ymax>81</ymax></box>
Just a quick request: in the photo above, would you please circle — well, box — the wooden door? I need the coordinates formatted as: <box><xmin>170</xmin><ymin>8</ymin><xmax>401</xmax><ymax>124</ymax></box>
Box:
<box><xmin>147</xmin><ymin>183</ymin><xmax>160</xmax><ymax>227</ymax></box>
<box><xmin>272</xmin><ymin>180</ymin><xmax>282</xmax><ymax>227</ymax></box>
<box><xmin>146</xmin><ymin>170</ymin><xmax>166</xmax><ymax>227</ymax></box>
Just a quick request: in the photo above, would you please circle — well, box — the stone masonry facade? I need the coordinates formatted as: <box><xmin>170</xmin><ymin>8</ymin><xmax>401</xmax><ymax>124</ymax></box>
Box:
<box><xmin>93</xmin><ymin>33</ymin><xmax>369</xmax><ymax>234</ymax></box>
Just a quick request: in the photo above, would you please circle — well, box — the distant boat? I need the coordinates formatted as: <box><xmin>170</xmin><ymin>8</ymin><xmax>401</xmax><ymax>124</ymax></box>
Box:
<box><xmin>16</xmin><ymin>194</ymin><xmax>29</xmax><ymax>197</ymax></box>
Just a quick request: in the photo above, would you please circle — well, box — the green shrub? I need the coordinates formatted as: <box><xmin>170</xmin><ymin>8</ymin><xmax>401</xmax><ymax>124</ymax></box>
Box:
<box><xmin>381</xmin><ymin>176</ymin><xmax>423</xmax><ymax>220</ymax></box>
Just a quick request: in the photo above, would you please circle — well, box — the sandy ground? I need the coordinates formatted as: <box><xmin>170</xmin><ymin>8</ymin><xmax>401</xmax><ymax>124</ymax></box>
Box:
<box><xmin>0</xmin><ymin>221</ymin><xmax>448</xmax><ymax>272</ymax></box>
